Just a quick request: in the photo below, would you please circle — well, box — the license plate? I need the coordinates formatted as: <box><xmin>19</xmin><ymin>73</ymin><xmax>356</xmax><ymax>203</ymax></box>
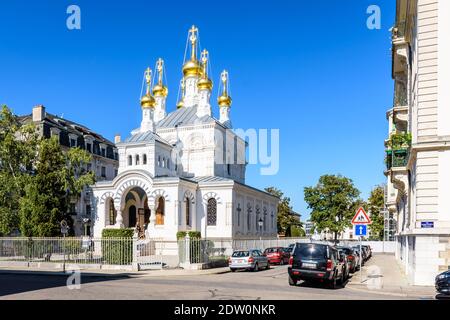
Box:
<box><xmin>238</xmin><ymin>260</ymin><xmax>243</xmax><ymax>263</ymax></box>
<box><xmin>302</xmin><ymin>263</ymin><xmax>316</xmax><ymax>269</ymax></box>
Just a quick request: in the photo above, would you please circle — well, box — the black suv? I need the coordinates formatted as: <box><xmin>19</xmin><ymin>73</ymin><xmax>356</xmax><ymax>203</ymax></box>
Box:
<box><xmin>288</xmin><ymin>243</ymin><xmax>346</xmax><ymax>289</ymax></box>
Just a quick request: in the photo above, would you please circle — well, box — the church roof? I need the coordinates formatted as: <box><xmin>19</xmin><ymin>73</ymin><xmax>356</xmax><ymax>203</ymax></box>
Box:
<box><xmin>186</xmin><ymin>176</ymin><xmax>233</xmax><ymax>183</ymax></box>
<box><xmin>156</xmin><ymin>106</ymin><xmax>219</xmax><ymax>129</ymax></box>
<box><xmin>122</xmin><ymin>130</ymin><xmax>171</xmax><ymax>146</ymax></box>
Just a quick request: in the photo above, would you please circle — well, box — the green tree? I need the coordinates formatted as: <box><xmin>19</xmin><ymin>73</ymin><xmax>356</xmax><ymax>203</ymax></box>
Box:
<box><xmin>19</xmin><ymin>137</ymin><xmax>95</xmax><ymax>237</ymax></box>
<box><xmin>0</xmin><ymin>105</ymin><xmax>38</xmax><ymax>235</ymax></box>
<box><xmin>265</xmin><ymin>187</ymin><xmax>302</xmax><ymax>237</ymax></box>
<box><xmin>367</xmin><ymin>185</ymin><xmax>385</xmax><ymax>240</ymax></box>
<box><xmin>304</xmin><ymin>174</ymin><xmax>361</xmax><ymax>242</ymax></box>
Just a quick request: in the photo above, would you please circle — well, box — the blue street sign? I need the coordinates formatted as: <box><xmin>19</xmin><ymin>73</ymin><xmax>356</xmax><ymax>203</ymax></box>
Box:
<box><xmin>354</xmin><ymin>225</ymin><xmax>367</xmax><ymax>236</ymax></box>
<box><xmin>421</xmin><ymin>221</ymin><xmax>434</xmax><ymax>229</ymax></box>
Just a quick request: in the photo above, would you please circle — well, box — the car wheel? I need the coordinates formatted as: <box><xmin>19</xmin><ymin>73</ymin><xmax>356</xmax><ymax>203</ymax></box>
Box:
<box><xmin>288</xmin><ymin>274</ymin><xmax>297</xmax><ymax>286</ymax></box>
<box><xmin>230</xmin><ymin>268</ymin><xmax>236</xmax><ymax>272</ymax></box>
<box><xmin>266</xmin><ymin>263</ymin><xmax>270</xmax><ymax>270</ymax></box>
<box><xmin>253</xmin><ymin>263</ymin><xmax>259</xmax><ymax>272</ymax></box>
<box><xmin>328</xmin><ymin>276</ymin><xmax>337</xmax><ymax>289</ymax></box>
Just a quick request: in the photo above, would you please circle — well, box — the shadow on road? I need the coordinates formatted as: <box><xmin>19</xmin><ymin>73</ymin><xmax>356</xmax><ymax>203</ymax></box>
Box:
<box><xmin>0</xmin><ymin>271</ymin><xmax>130</xmax><ymax>297</ymax></box>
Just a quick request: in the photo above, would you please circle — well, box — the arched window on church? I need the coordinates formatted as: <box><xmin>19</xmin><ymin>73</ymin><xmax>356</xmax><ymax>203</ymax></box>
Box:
<box><xmin>128</xmin><ymin>155</ymin><xmax>132</xmax><ymax>166</ymax></box>
<box><xmin>158</xmin><ymin>156</ymin><xmax>161</xmax><ymax>167</ymax></box>
<box><xmin>156</xmin><ymin>197</ymin><xmax>165</xmax><ymax>225</ymax></box>
<box><xmin>135</xmin><ymin>154</ymin><xmax>140</xmax><ymax>165</ymax></box>
<box><xmin>109</xmin><ymin>199</ymin><xmax>116</xmax><ymax>225</ymax></box>
<box><xmin>143</xmin><ymin>154</ymin><xmax>147</xmax><ymax>165</ymax></box>
<box><xmin>207</xmin><ymin>198</ymin><xmax>217</xmax><ymax>226</ymax></box>
<box><xmin>162</xmin><ymin>157</ymin><xmax>165</xmax><ymax>168</ymax></box>
<box><xmin>185</xmin><ymin>197</ymin><xmax>190</xmax><ymax>227</ymax></box>
<box><xmin>166</xmin><ymin>158</ymin><xmax>170</xmax><ymax>169</ymax></box>
<box><xmin>247</xmin><ymin>205</ymin><xmax>252</xmax><ymax>231</ymax></box>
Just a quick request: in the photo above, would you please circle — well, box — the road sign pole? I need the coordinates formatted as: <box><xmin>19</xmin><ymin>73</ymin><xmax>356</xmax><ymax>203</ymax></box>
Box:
<box><xmin>359</xmin><ymin>236</ymin><xmax>362</xmax><ymax>284</ymax></box>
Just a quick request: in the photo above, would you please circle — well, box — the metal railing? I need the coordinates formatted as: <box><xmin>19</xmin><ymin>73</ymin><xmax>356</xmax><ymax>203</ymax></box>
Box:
<box><xmin>386</xmin><ymin>149</ymin><xmax>409</xmax><ymax>170</ymax></box>
<box><xmin>0</xmin><ymin>237</ymin><xmax>133</xmax><ymax>266</ymax></box>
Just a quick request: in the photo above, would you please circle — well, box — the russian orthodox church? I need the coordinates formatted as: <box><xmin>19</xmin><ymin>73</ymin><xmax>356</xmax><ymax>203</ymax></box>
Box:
<box><xmin>92</xmin><ymin>26</ymin><xmax>278</xmax><ymax>240</ymax></box>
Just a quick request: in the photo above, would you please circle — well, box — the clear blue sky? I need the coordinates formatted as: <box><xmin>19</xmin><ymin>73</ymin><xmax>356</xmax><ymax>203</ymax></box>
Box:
<box><xmin>0</xmin><ymin>0</ymin><xmax>395</xmax><ymax>221</ymax></box>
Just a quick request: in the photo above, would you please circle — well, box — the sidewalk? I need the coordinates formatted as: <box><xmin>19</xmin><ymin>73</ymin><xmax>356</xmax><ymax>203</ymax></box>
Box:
<box><xmin>0</xmin><ymin>266</ymin><xmax>230</xmax><ymax>278</ymax></box>
<box><xmin>346</xmin><ymin>253</ymin><xmax>436</xmax><ymax>299</ymax></box>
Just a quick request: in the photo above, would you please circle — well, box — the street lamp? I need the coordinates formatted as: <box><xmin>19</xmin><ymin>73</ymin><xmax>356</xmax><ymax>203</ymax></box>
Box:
<box><xmin>258</xmin><ymin>218</ymin><xmax>264</xmax><ymax>250</ymax></box>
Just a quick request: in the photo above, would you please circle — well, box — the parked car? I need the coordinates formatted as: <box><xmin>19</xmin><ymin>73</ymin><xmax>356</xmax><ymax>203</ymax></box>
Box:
<box><xmin>288</xmin><ymin>243</ymin><xmax>346</xmax><ymax>289</ymax></box>
<box><xmin>229</xmin><ymin>249</ymin><xmax>269</xmax><ymax>272</ymax></box>
<box><xmin>287</xmin><ymin>243</ymin><xmax>295</xmax><ymax>253</ymax></box>
<box><xmin>352</xmin><ymin>247</ymin><xmax>364</xmax><ymax>267</ymax></box>
<box><xmin>353</xmin><ymin>246</ymin><xmax>367</xmax><ymax>263</ymax></box>
<box><xmin>264</xmin><ymin>247</ymin><xmax>290</xmax><ymax>265</ymax></box>
<box><xmin>337</xmin><ymin>249</ymin><xmax>350</xmax><ymax>281</ymax></box>
<box><xmin>361</xmin><ymin>245</ymin><xmax>372</xmax><ymax>260</ymax></box>
<box><xmin>435</xmin><ymin>270</ymin><xmax>450</xmax><ymax>296</ymax></box>
<box><xmin>282</xmin><ymin>247</ymin><xmax>293</xmax><ymax>258</ymax></box>
<box><xmin>337</xmin><ymin>246</ymin><xmax>358</xmax><ymax>273</ymax></box>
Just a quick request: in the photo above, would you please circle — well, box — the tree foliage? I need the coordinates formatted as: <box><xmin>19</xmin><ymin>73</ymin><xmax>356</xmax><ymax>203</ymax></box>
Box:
<box><xmin>265</xmin><ymin>187</ymin><xmax>302</xmax><ymax>237</ymax></box>
<box><xmin>0</xmin><ymin>105</ymin><xmax>94</xmax><ymax>236</ymax></box>
<box><xmin>367</xmin><ymin>185</ymin><xmax>385</xmax><ymax>240</ymax></box>
<box><xmin>304</xmin><ymin>174</ymin><xmax>361</xmax><ymax>242</ymax></box>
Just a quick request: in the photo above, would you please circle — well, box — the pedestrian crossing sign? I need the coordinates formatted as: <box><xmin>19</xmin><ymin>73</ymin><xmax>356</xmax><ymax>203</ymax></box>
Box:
<box><xmin>351</xmin><ymin>207</ymin><xmax>372</xmax><ymax>225</ymax></box>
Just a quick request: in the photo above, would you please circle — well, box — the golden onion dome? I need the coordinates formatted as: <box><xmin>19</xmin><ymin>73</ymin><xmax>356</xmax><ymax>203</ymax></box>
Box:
<box><xmin>140</xmin><ymin>94</ymin><xmax>156</xmax><ymax>108</ymax></box>
<box><xmin>152</xmin><ymin>84</ymin><xmax>168</xmax><ymax>97</ymax></box>
<box><xmin>182</xmin><ymin>59</ymin><xmax>203</xmax><ymax>78</ymax></box>
<box><xmin>218</xmin><ymin>94</ymin><xmax>232</xmax><ymax>107</ymax></box>
<box><xmin>197</xmin><ymin>77</ymin><xmax>213</xmax><ymax>91</ymax></box>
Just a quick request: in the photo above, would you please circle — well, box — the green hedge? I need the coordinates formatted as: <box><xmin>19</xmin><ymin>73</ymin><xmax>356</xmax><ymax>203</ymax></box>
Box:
<box><xmin>176</xmin><ymin>231</ymin><xmax>201</xmax><ymax>240</ymax></box>
<box><xmin>101</xmin><ymin>228</ymin><xmax>134</xmax><ymax>265</ymax></box>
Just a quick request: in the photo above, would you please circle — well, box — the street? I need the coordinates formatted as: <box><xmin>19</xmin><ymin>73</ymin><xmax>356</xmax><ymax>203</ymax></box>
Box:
<box><xmin>0</xmin><ymin>254</ymin><xmax>437</xmax><ymax>300</ymax></box>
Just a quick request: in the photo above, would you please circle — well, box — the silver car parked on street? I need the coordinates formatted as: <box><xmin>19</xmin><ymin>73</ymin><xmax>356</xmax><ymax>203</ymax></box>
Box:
<box><xmin>228</xmin><ymin>249</ymin><xmax>270</xmax><ymax>272</ymax></box>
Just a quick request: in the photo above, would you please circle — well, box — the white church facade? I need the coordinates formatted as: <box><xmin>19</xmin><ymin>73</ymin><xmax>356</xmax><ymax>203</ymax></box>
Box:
<box><xmin>91</xmin><ymin>26</ymin><xmax>279</xmax><ymax>241</ymax></box>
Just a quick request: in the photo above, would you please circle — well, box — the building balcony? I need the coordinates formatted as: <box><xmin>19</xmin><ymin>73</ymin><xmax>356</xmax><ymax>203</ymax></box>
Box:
<box><xmin>393</xmin><ymin>105</ymin><xmax>408</xmax><ymax>132</ymax></box>
<box><xmin>385</xmin><ymin>149</ymin><xmax>409</xmax><ymax>171</ymax></box>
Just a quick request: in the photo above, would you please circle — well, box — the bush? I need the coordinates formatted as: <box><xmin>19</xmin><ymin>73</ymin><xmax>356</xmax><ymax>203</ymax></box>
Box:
<box><xmin>176</xmin><ymin>231</ymin><xmax>201</xmax><ymax>240</ymax></box>
<box><xmin>101</xmin><ymin>228</ymin><xmax>134</xmax><ymax>265</ymax></box>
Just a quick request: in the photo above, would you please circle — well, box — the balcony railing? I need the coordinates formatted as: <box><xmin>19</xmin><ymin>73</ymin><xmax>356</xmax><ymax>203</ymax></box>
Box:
<box><xmin>386</xmin><ymin>149</ymin><xmax>409</xmax><ymax>170</ymax></box>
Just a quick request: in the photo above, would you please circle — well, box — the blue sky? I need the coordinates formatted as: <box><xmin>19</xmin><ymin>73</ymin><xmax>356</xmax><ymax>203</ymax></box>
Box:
<box><xmin>0</xmin><ymin>0</ymin><xmax>395</xmax><ymax>221</ymax></box>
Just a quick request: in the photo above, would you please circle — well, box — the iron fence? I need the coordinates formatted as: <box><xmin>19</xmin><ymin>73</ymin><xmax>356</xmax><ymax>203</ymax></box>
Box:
<box><xmin>0</xmin><ymin>237</ymin><xmax>133</xmax><ymax>266</ymax></box>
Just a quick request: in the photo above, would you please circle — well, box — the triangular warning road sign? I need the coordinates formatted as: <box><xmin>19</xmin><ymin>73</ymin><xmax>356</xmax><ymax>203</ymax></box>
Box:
<box><xmin>351</xmin><ymin>207</ymin><xmax>372</xmax><ymax>225</ymax></box>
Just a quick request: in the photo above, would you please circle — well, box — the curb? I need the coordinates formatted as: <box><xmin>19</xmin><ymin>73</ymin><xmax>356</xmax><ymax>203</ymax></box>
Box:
<box><xmin>345</xmin><ymin>284</ymin><xmax>436</xmax><ymax>299</ymax></box>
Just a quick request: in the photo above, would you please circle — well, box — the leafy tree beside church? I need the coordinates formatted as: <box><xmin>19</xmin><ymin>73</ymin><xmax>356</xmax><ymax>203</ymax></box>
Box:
<box><xmin>265</xmin><ymin>187</ymin><xmax>303</xmax><ymax>237</ymax></box>
<box><xmin>0</xmin><ymin>105</ymin><xmax>95</xmax><ymax>236</ymax></box>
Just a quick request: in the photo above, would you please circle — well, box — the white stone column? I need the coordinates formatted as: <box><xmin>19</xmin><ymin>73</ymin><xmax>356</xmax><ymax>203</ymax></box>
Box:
<box><xmin>140</xmin><ymin>107</ymin><xmax>155</xmax><ymax>132</ymax></box>
<box><xmin>115</xmin><ymin>210</ymin><xmax>124</xmax><ymax>228</ymax></box>
<box><xmin>154</xmin><ymin>96</ymin><xmax>167</xmax><ymax>123</ymax></box>
<box><xmin>197</xmin><ymin>89</ymin><xmax>211</xmax><ymax>118</ymax></box>
<box><xmin>175</xmin><ymin>200</ymin><xmax>180</xmax><ymax>226</ymax></box>
<box><xmin>183</xmin><ymin>76</ymin><xmax>199</xmax><ymax>108</ymax></box>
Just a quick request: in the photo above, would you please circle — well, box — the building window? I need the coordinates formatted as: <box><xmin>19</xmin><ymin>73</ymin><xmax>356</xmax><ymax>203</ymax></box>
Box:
<box><xmin>166</xmin><ymin>158</ymin><xmax>170</xmax><ymax>169</ymax></box>
<box><xmin>255</xmin><ymin>206</ymin><xmax>260</xmax><ymax>230</ymax></box>
<box><xmin>128</xmin><ymin>155</ymin><xmax>132</xmax><ymax>166</ymax></box>
<box><xmin>86</xmin><ymin>205</ymin><xmax>91</xmax><ymax>217</ymax></box>
<box><xmin>135</xmin><ymin>154</ymin><xmax>140</xmax><ymax>165</ymax></box>
<box><xmin>207</xmin><ymin>198</ymin><xmax>217</xmax><ymax>226</ymax></box>
<box><xmin>143</xmin><ymin>154</ymin><xmax>147</xmax><ymax>165</ymax></box>
<box><xmin>86</xmin><ymin>143</ymin><xmax>92</xmax><ymax>153</ymax></box>
<box><xmin>70</xmin><ymin>138</ymin><xmax>77</xmax><ymax>147</ymax></box>
<box><xmin>227</xmin><ymin>164</ymin><xmax>231</xmax><ymax>175</ymax></box>
<box><xmin>114</xmin><ymin>152</ymin><xmax>118</xmax><ymax>160</ymax></box>
<box><xmin>236</xmin><ymin>203</ymin><xmax>241</xmax><ymax>227</ymax></box>
<box><xmin>263</xmin><ymin>208</ymin><xmax>267</xmax><ymax>231</ymax></box>
<box><xmin>185</xmin><ymin>198</ymin><xmax>190</xmax><ymax>227</ymax></box>
<box><xmin>101</xmin><ymin>166</ymin><xmax>106</xmax><ymax>178</ymax></box>
<box><xmin>114</xmin><ymin>169</ymin><xmax>118</xmax><ymax>177</ymax></box>
<box><xmin>158</xmin><ymin>156</ymin><xmax>161</xmax><ymax>167</ymax></box>
<box><xmin>247</xmin><ymin>204</ymin><xmax>252</xmax><ymax>231</ymax></box>
<box><xmin>162</xmin><ymin>157</ymin><xmax>165</xmax><ymax>168</ymax></box>
<box><xmin>156</xmin><ymin>197</ymin><xmax>165</xmax><ymax>225</ymax></box>
<box><xmin>109</xmin><ymin>199</ymin><xmax>116</xmax><ymax>225</ymax></box>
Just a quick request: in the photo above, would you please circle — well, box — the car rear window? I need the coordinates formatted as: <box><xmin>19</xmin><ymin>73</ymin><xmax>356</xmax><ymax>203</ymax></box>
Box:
<box><xmin>232</xmin><ymin>251</ymin><xmax>250</xmax><ymax>257</ymax></box>
<box><xmin>264</xmin><ymin>248</ymin><xmax>280</xmax><ymax>253</ymax></box>
<box><xmin>294</xmin><ymin>244</ymin><xmax>328</xmax><ymax>259</ymax></box>
<box><xmin>340</xmin><ymin>248</ymin><xmax>353</xmax><ymax>255</ymax></box>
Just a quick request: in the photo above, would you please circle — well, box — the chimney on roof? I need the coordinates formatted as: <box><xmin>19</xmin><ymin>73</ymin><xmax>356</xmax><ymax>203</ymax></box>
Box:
<box><xmin>114</xmin><ymin>133</ymin><xmax>121</xmax><ymax>144</ymax></box>
<box><xmin>32</xmin><ymin>105</ymin><xmax>46</xmax><ymax>122</ymax></box>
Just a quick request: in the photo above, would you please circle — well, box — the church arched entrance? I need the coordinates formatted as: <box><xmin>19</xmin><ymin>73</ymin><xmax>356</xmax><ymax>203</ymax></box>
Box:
<box><xmin>124</xmin><ymin>187</ymin><xmax>150</xmax><ymax>236</ymax></box>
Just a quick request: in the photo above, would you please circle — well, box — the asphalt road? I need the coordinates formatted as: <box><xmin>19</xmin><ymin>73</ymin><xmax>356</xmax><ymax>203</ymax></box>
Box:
<box><xmin>0</xmin><ymin>265</ymin><xmax>422</xmax><ymax>300</ymax></box>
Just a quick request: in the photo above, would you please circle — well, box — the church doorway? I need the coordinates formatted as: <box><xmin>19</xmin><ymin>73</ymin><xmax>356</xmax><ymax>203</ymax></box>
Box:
<box><xmin>124</xmin><ymin>187</ymin><xmax>150</xmax><ymax>234</ymax></box>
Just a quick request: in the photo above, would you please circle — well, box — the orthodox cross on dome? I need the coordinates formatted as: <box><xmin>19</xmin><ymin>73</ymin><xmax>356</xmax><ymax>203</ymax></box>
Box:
<box><xmin>144</xmin><ymin>67</ymin><xmax>152</xmax><ymax>95</ymax></box>
<box><xmin>189</xmin><ymin>25</ymin><xmax>199</xmax><ymax>60</ymax></box>
<box><xmin>156</xmin><ymin>58</ymin><xmax>164</xmax><ymax>85</ymax></box>
<box><xmin>221</xmin><ymin>70</ymin><xmax>229</xmax><ymax>95</ymax></box>
<box><xmin>201</xmin><ymin>49</ymin><xmax>209</xmax><ymax>77</ymax></box>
